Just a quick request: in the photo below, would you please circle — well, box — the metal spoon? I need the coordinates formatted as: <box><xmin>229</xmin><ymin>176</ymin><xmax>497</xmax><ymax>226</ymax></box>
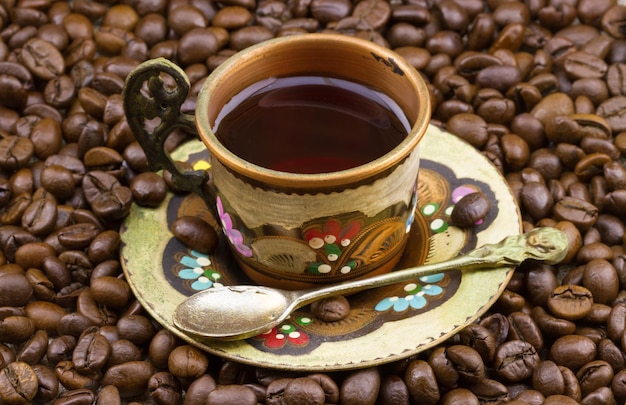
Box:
<box><xmin>173</xmin><ymin>227</ymin><xmax>568</xmax><ymax>341</ymax></box>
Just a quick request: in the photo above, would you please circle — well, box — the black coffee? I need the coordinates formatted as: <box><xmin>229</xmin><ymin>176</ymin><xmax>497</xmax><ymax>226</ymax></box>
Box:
<box><xmin>213</xmin><ymin>76</ymin><xmax>411</xmax><ymax>174</ymax></box>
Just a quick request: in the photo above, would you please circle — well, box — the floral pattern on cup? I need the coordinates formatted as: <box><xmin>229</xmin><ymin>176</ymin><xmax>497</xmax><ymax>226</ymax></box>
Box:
<box><xmin>304</xmin><ymin>219</ymin><xmax>361</xmax><ymax>275</ymax></box>
<box><xmin>217</xmin><ymin>195</ymin><xmax>253</xmax><ymax>257</ymax></box>
<box><xmin>176</xmin><ymin>250</ymin><xmax>223</xmax><ymax>291</ymax></box>
<box><xmin>254</xmin><ymin>317</ymin><xmax>312</xmax><ymax>349</ymax></box>
<box><xmin>374</xmin><ymin>273</ymin><xmax>446</xmax><ymax>312</ymax></box>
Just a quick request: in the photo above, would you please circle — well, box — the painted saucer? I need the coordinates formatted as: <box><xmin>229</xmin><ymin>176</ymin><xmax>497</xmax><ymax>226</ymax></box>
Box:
<box><xmin>120</xmin><ymin>124</ymin><xmax>522</xmax><ymax>371</ymax></box>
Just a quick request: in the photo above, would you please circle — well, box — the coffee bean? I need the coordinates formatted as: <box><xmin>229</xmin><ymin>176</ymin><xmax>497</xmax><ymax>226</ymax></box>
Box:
<box><xmin>185</xmin><ymin>374</ymin><xmax>217</xmax><ymax>404</ymax></box>
<box><xmin>549</xmin><ymin>335</ymin><xmax>597</xmax><ymax>371</ymax></box>
<box><xmin>553</xmin><ymin>196</ymin><xmax>599</xmax><ymax>230</ymax></box>
<box><xmin>168</xmin><ymin>345</ymin><xmax>209</xmax><ymax>379</ymax></box>
<box><xmin>532</xmin><ymin>360</ymin><xmax>564</xmax><ymax>397</ymax></box>
<box><xmin>564</xmin><ymin>51</ymin><xmax>608</xmax><ymax>80</ymax></box>
<box><xmin>0</xmin><ymin>136</ymin><xmax>34</xmax><ymax>171</ymax></box>
<box><xmin>25</xmin><ymin>301</ymin><xmax>67</xmax><ymax>335</ymax></box>
<box><xmin>547</xmin><ymin>284</ymin><xmax>594</xmax><ymax>320</ymax></box>
<box><xmin>310</xmin><ymin>295</ymin><xmax>350</xmax><ymax>322</ymax></box>
<box><xmin>450</xmin><ymin>191</ymin><xmax>492</xmax><ymax>227</ymax></box>
<box><xmin>32</xmin><ymin>364</ymin><xmax>59</xmax><ymax>403</ymax></box>
<box><xmin>129</xmin><ymin>171</ymin><xmax>167</xmax><ymax>207</ymax></box>
<box><xmin>0</xmin><ymin>272</ymin><xmax>33</xmax><ymax>307</ymax></box>
<box><xmin>0</xmin><ymin>361</ymin><xmax>38</xmax><ymax>404</ymax></box>
<box><xmin>57</xmin><ymin>223</ymin><xmax>101</xmax><ymax>250</ymax></box>
<box><xmin>520</xmin><ymin>182</ymin><xmax>554</xmax><ymax>220</ymax></box>
<box><xmin>171</xmin><ymin>215</ymin><xmax>218</xmax><ymax>254</ymax></box>
<box><xmin>102</xmin><ymin>361</ymin><xmax>155</xmax><ymax>398</ymax></box>
<box><xmin>148</xmin><ymin>371</ymin><xmax>183</xmax><ymax>404</ymax></box>
<box><xmin>72</xmin><ymin>329</ymin><xmax>111</xmax><ymax>374</ymax></box>
<box><xmin>116</xmin><ymin>314</ymin><xmax>156</xmax><ymax>345</ymax></box>
<box><xmin>468</xmin><ymin>378</ymin><xmax>509</xmax><ymax>403</ymax></box>
<box><xmin>340</xmin><ymin>368</ymin><xmax>380</xmax><ymax>405</ymax></box>
<box><xmin>378</xmin><ymin>375</ymin><xmax>409</xmax><ymax>405</ymax></box>
<box><xmin>17</xmin><ymin>329</ymin><xmax>48</xmax><ymax>365</ymax></box>
<box><xmin>508</xmin><ymin>311</ymin><xmax>543</xmax><ymax>351</ymax></box>
<box><xmin>582</xmin><ymin>259</ymin><xmax>619</xmax><ymax>305</ymax></box>
<box><xmin>106</xmin><ymin>339</ymin><xmax>142</xmax><ymax>368</ymax></box>
<box><xmin>446</xmin><ymin>345</ymin><xmax>486</xmax><ymax>383</ymax></box>
<box><xmin>206</xmin><ymin>384</ymin><xmax>257</xmax><ymax>405</ymax></box>
<box><xmin>493</xmin><ymin>340</ymin><xmax>540</xmax><ymax>382</ymax></box>
<box><xmin>82</xmin><ymin>171</ymin><xmax>133</xmax><ymax>221</ymax></box>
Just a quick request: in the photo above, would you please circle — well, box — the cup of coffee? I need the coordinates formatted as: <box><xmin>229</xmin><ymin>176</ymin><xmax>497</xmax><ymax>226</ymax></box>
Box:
<box><xmin>123</xmin><ymin>33</ymin><xmax>431</xmax><ymax>290</ymax></box>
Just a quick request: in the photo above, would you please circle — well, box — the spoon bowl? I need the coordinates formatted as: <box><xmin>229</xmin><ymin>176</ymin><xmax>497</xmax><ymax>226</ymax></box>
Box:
<box><xmin>174</xmin><ymin>227</ymin><xmax>568</xmax><ymax>341</ymax></box>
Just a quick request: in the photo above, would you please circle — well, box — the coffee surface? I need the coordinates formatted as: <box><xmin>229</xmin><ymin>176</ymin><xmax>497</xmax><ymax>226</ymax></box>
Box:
<box><xmin>214</xmin><ymin>76</ymin><xmax>410</xmax><ymax>173</ymax></box>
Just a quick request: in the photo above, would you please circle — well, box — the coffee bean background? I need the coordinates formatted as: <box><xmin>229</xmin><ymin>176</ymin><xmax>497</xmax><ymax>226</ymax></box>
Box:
<box><xmin>1</xmin><ymin>0</ymin><xmax>626</xmax><ymax>403</ymax></box>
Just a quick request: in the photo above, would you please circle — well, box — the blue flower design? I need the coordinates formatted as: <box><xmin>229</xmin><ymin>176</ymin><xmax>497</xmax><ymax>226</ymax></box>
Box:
<box><xmin>177</xmin><ymin>250</ymin><xmax>223</xmax><ymax>291</ymax></box>
<box><xmin>375</xmin><ymin>273</ymin><xmax>444</xmax><ymax>312</ymax></box>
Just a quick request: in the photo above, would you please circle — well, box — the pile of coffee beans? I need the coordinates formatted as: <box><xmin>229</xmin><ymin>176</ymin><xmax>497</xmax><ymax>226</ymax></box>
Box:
<box><xmin>1</xmin><ymin>0</ymin><xmax>626</xmax><ymax>403</ymax></box>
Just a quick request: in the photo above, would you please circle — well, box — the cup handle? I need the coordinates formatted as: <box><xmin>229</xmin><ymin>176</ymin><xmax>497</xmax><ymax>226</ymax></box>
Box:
<box><xmin>123</xmin><ymin>57</ymin><xmax>213</xmax><ymax>203</ymax></box>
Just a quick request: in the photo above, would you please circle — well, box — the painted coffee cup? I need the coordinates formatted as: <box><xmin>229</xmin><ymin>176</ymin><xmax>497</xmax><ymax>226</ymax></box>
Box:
<box><xmin>123</xmin><ymin>33</ymin><xmax>431</xmax><ymax>290</ymax></box>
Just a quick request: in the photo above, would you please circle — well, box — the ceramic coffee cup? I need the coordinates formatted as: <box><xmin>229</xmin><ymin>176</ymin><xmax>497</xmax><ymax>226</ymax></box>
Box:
<box><xmin>123</xmin><ymin>33</ymin><xmax>431</xmax><ymax>290</ymax></box>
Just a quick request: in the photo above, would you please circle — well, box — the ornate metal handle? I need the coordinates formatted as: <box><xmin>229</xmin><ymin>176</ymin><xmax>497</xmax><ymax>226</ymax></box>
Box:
<box><xmin>123</xmin><ymin>58</ymin><xmax>212</xmax><ymax>201</ymax></box>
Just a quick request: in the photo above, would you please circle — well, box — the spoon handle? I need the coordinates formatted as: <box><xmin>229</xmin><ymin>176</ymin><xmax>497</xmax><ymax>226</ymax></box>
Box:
<box><xmin>294</xmin><ymin>227</ymin><xmax>568</xmax><ymax>306</ymax></box>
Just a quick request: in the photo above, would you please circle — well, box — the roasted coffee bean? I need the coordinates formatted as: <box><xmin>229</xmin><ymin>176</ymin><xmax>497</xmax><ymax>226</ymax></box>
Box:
<box><xmin>450</xmin><ymin>191</ymin><xmax>491</xmax><ymax>227</ymax></box>
<box><xmin>57</xmin><ymin>223</ymin><xmax>101</xmax><ymax>250</ymax></box>
<box><xmin>0</xmin><ymin>361</ymin><xmax>38</xmax><ymax>404</ymax></box>
<box><xmin>168</xmin><ymin>345</ymin><xmax>209</xmax><ymax>379</ymax></box>
<box><xmin>547</xmin><ymin>284</ymin><xmax>594</xmax><ymax>320</ymax></box>
<box><xmin>102</xmin><ymin>361</ymin><xmax>155</xmax><ymax>398</ymax></box>
<box><xmin>458</xmin><ymin>323</ymin><xmax>496</xmax><ymax>363</ymax></box>
<box><xmin>170</xmin><ymin>215</ymin><xmax>218</xmax><ymax>254</ymax></box>
<box><xmin>0</xmin><ymin>136</ymin><xmax>35</xmax><ymax>171</ymax></box>
<box><xmin>206</xmin><ymin>384</ymin><xmax>256</xmax><ymax>405</ymax></box>
<box><xmin>25</xmin><ymin>301</ymin><xmax>67</xmax><ymax>335</ymax></box>
<box><xmin>82</xmin><ymin>171</ymin><xmax>133</xmax><ymax>221</ymax></box>
<box><xmin>53</xmin><ymin>388</ymin><xmax>96</xmax><ymax>405</ymax></box>
<box><xmin>553</xmin><ymin>196</ymin><xmax>599</xmax><ymax>230</ymax></box>
<box><xmin>0</xmin><ymin>271</ymin><xmax>33</xmax><ymax>307</ymax></box>
<box><xmin>90</xmin><ymin>276</ymin><xmax>131</xmax><ymax>309</ymax></box>
<box><xmin>72</xmin><ymin>329</ymin><xmax>111</xmax><ymax>374</ymax></box>
<box><xmin>148</xmin><ymin>371</ymin><xmax>182</xmax><ymax>404</ymax></box>
<box><xmin>340</xmin><ymin>368</ymin><xmax>381</xmax><ymax>405</ymax></box>
<box><xmin>508</xmin><ymin>311</ymin><xmax>543</xmax><ymax>351</ymax></box>
<box><xmin>550</xmin><ymin>334</ymin><xmax>597</xmax><ymax>371</ymax></box>
<box><xmin>129</xmin><ymin>171</ymin><xmax>167</xmax><ymax>207</ymax></box>
<box><xmin>468</xmin><ymin>378</ymin><xmax>509</xmax><ymax>403</ymax></box>
<box><xmin>107</xmin><ymin>339</ymin><xmax>142</xmax><ymax>367</ymax></box>
<box><xmin>116</xmin><ymin>314</ymin><xmax>155</xmax><ymax>345</ymax></box>
<box><xmin>17</xmin><ymin>329</ymin><xmax>48</xmax><ymax>365</ymax></box>
<box><xmin>280</xmin><ymin>377</ymin><xmax>326</xmax><ymax>405</ymax></box>
<box><xmin>583</xmin><ymin>259</ymin><xmax>619</xmax><ymax>304</ymax></box>
<box><xmin>32</xmin><ymin>364</ymin><xmax>59</xmax><ymax>403</ymax></box>
<box><xmin>446</xmin><ymin>113</ymin><xmax>488</xmax><ymax>148</ymax></box>
<box><xmin>428</xmin><ymin>346</ymin><xmax>458</xmax><ymax>391</ymax></box>
<box><xmin>520</xmin><ymin>182</ymin><xmax>554</xmax><ymax>220</ymax></box>
<box><xmin>149</xmin><ymin>329</ymin><xmax>179</xmax><ymax>370</ymax></box>
<box><xmin>310</xmin><ymin>295</ymin><xmax>350</xmax><ymax>322</ymax></box>
<box><xmin>493</xmin><ymin>340</ymin><xmax>540</xmax><ymax>382</ymax></box>
<box><xmin>185</xmin><ymin>374</ymin><xmax>217</xmax><ymax>404</ymax></box>
<box><xmin>445</xmin><ymin>345</ymin><xmax>485</xmax><ymax>383</ymax></box>
<box><xmin>76</xmin><ymin>288</ymin><xmax>117</xmax><ymax>326</ymax></box>
<box><xmin>532</xmin><ymin>360</ymin><xmax>564</xmax><ymax>397</ymax></box>
<box><xmin>576</xmin><ymin>360</ymin><xmax>614</xmax><ymax>398</ymax></box>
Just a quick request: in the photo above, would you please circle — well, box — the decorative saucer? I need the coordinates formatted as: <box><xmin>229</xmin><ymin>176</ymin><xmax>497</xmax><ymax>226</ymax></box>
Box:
<box><xmin>120</xmin><ymin>125</ymin><xmax>522</xmax><ymax>371</ymax></box>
